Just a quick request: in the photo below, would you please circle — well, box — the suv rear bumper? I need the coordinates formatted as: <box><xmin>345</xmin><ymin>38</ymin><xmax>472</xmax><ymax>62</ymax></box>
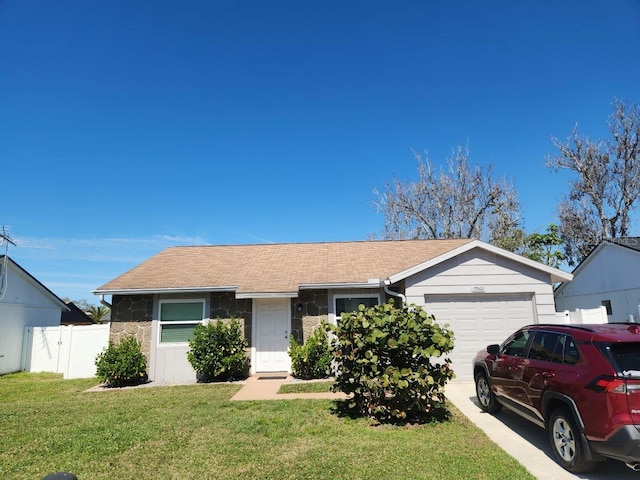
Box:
<box><xmin>589</xmin><ymin>425</ymin><xmax>640</xmax><ymax>463</ymax></box>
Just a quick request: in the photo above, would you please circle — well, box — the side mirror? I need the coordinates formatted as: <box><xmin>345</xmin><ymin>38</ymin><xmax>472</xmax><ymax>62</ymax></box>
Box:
<box><xmin>487</xmin><ymin>344</ymin><xmax>500</xmax><ymax>355</ymax></box>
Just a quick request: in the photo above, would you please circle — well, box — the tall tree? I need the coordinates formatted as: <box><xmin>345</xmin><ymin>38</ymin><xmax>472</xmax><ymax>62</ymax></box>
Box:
<box><xmin>546</xmin><ymin>99</ymin><xmax>640</xmax><ymax>265</ymax></box>
<box><xmin>374</xmin><ymin>145</ymin><xmax>523</xmax><ymax>248</ymax></box>
<box><xmin>86</xmin><ymin>305</ymin><xmax>110</xmax><ymax>323</ymax></box>
<box><xmin>63</xmin><ymin>298</ymin><xmax>93</xmax><ymax>311</ymax></box>
<box><xmin>522</xmin><ymin>224</ymin><xmax>566</xmax><ymax>268</ymax></box>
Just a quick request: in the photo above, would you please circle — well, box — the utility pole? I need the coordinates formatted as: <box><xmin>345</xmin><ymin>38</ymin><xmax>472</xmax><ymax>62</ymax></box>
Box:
<box><xmin>0</xmin><ymin>226</ymin><xmax>16</xmax><ymax>248</ymax></box>
<box><xmin>0</xmin><ymin>226</ymin><xmax>16</xmax><ymax>300</ymax></box>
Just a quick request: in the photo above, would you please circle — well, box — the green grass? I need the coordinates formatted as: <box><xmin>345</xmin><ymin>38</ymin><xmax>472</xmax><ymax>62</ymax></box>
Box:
<box><xmin>0</xmin><ymin>372</ymin><xmax>534</xmax><ymax>480</ymax></box>
<box><xmin>278</xmin><ymin>380</ymin><xmax>333</xmax><ymax>394</ymax></box>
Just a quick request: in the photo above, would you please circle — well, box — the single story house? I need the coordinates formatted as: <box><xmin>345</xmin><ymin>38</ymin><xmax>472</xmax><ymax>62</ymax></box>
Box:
<box><xmin>94</xmin><ymin>239</ymin><xmax>572</xmax><ymax>382</ymax></box>
<box><xmin>555</xmin><ymin>238</ymin><xmax>640</xmax><ymax>322</ymax></box>
<box><xmin>0</xmin><ymin>255</ymin><xmax>68</xmax><ymax>375</ymax></box>
<box><xmin>61</xmin><ymin>301</ymin><xmax>95</xmax><ymax>325</ymax></box>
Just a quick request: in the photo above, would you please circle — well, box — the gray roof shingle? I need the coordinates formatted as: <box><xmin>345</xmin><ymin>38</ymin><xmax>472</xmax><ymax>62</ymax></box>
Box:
<box><xmin>95</xmin><ymin>239</ymin><xmax>474</xmax><ymax>294</ymax></box>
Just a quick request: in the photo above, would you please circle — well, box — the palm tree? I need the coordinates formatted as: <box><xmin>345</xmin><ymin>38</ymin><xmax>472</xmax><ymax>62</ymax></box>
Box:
<box><xmin>86</xmin><ymin>305</ymin><xmax>110</xmax><ymax>323</ymax></box>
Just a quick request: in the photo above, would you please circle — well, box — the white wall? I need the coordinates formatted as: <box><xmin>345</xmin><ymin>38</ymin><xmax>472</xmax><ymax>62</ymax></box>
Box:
<box><xmin>404</xmin><ymin>249</ymin><xmax>558</xmax><ymax>322</ymax></box>
<box><xmin>149</xmin><ymin>294</ymin><xmax>202</xmax><ymax>383</ymax></box>
<box><xmin>555</xmin><ymin>244</ymin><xmax>640</xmax><ymax>322</ymax></box>
<box><xmin>0</xmin><ymin>261</ymin><xmax>63</xmax><ymax>375</ymax></box>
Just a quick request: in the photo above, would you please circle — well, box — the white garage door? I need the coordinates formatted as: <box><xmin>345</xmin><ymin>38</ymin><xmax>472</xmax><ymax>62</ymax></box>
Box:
<box><xmin>424</xmin><ymin>294</ymin><xmax>536</xmax><ymax>381</ymax></box>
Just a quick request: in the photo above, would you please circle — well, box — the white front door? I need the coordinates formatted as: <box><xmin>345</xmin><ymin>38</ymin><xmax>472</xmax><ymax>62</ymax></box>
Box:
<box><xmin>255</xmin><ymin>298</ymin><xmax>291</xmax><ymax>372</ymax></box>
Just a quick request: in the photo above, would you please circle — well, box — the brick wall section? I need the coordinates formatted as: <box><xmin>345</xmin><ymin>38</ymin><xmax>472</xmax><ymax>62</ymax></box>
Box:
<box><xmin>110</xmin><ymin>295</ymin><xmax>153</xmax><ymax>365</ymax></box>
<box><xmin>291</xmin><ymin>290</ymin><xmax>328</xmax><ymax>343</ymax></box>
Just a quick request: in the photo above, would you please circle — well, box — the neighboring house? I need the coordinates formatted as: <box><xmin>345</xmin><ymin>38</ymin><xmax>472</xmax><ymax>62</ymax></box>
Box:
<box><xmin>0</xmin><ymin>255</ymin><xmax>68</xmax><ymax>375</ymax></box>
<box><xmin>94</xmin><ymin>239</ymin><xmax>572</xmax><ymax>382</ymax></box>
<box><xmin>555</xmin><ymin>238</ymin><xmax>640</xmax><ymax>322</ymax></box>
<box><xmin>61</xmin><ymin>301</ymin><xmax>95</xmax><ymax>325</ymax></box>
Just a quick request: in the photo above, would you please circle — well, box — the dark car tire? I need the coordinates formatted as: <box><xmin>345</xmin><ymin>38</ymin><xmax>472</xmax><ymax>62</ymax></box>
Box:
<box><xmin>474</xmin><ymin>371</ymin><xmax>502</xmax><ymax>413</ymax></box>
<box><xmin>548</xmin><ymin>407</ymin><xmax>597</xmax><ymax>473</ymax></box>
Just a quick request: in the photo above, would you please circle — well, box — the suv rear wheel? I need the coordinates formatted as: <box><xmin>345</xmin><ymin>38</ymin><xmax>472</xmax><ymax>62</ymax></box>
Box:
<box><xmin>548</xmin><ymin>407</ymin><xmax>596</xmax><ymax>473</ymax></box>
<box><xmin>474</xmin><ymin>371</ymin><xmax>501</xmax><ymax>413</ymax></box>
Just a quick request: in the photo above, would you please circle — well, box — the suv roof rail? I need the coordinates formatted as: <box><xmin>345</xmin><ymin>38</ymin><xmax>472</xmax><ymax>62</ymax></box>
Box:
<box><xmin>533</xmin><ymin>324</ymin><xmax>598</xmax><ymax>332</ymax></box>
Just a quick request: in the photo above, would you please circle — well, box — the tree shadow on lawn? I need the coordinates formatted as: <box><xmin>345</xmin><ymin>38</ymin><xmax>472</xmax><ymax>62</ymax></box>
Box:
<box><xmin>330</xmin><ymin>398</ymin><xmax>451</xmax><ymax>426</ymax></box>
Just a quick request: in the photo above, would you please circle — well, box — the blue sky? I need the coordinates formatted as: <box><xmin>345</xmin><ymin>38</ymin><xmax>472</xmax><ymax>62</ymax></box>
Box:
<box><xmin>2</xmin><ymin>1</ymin><xmax>639</xmax><ymax>303</ymax></box>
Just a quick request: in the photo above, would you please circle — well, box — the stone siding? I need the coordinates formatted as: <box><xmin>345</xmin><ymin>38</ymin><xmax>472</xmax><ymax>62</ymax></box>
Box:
<box><xmin>291</xmin><ymin>290</ymin><xmax>328</xmax><ymax>343</ymax></box>
<box><xmin>210</xmin><ymin>292</ymin><xmax>253</xmax><ymax>347</ymax></box>
<box><xmin>110</xmin><ymin>295</ymin><xmax>153</xmax><ymax>366</ymax></box>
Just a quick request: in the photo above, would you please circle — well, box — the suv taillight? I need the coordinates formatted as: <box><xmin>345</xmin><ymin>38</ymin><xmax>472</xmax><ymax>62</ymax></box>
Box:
<box><xmin>588</xmin><ymin>377</ymin><xmax>640</xmax><ymax>393</ymax></box>
<box><xmin>587</xmin><ymin>377</ymin><xmax>640</xmax><ymax>393</ymax></box>
<box><xmin>592</xmin><ymin>378</ymin><xmax>626</xmax><ymax>393</ymax></box>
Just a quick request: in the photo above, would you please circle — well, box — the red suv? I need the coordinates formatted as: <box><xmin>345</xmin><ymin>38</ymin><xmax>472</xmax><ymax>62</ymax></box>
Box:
<box><xmin>473</xmin><ymin>323</ymin><xmax>640</xmax><ymax>473</ymax></box>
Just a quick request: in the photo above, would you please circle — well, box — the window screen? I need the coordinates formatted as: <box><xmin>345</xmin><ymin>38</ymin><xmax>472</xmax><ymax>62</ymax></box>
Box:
<box><xmin>159</xmin><ymin>301</ymin><xmax>204</xmax><ymax>343</ymax></box>
<box><xmin>335</xmin><ymin>297</ymin><xmax>379</xmax><ymax>316</ymax></box>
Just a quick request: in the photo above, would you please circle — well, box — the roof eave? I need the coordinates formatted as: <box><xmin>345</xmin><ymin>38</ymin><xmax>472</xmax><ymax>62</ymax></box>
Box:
<box><xmin>554</xmin><ymin>240</ymin><xmax>635</xmax><ymax>295</ymax></box>
<box><xmin>388</xmin><ymin>239</ymin><xmax>574</xmax><ymax>284</ymax></box>
<box><xmin>235</xmin><ymin>292</ymin><xmax>299</xmax><ymax>299</ymax></box>
<box><xmin>299</xmin><ymin>280</ymin><xmax>382</xmax><ymax>290</ymax></box>
<box><xmin>92</xmin><ymin>286</ymin><xmax>238</xmax><ymax>296</ymax></box>
<box><xmin>2</xmin><ymin>255</ymin><xmax>69</xmax><ymax>310</ymax></box>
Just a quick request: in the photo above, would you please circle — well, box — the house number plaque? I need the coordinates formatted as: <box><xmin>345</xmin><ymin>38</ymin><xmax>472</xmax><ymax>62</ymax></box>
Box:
<box><xmin>471</xmin><ymin>286</ymin><xmax>485</xmax><ymax>293</ymax></box>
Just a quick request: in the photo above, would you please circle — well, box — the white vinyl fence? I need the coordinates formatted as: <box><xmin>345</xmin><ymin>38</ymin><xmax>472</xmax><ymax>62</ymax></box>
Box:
<box><xmin>21</xmin><ymin>324</ymin><xmax>110</xmax><ymax>379</ymax></box>
<box><xmin>554</xmin><ymin>306</ymin><xmax>609</xmax><ymax>325</ymax></box>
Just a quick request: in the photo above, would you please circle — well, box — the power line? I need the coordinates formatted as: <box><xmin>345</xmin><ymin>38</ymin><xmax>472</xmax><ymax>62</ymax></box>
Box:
<box><xmin>0</xmin><ymin>225</ymin><xmax>16</xmax><ymax>247</ymax></box>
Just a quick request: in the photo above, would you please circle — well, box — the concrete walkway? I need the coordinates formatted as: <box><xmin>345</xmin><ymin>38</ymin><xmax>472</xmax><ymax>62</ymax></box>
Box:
<box><xmin>444</xmin><ymin>382</ymin><xmax>638</xmax><ymax>480</ymax></box>
<box><xmin>230</xmin><ymin>373</ymin><xmax>348</xmax><ymax>401</ymax></box>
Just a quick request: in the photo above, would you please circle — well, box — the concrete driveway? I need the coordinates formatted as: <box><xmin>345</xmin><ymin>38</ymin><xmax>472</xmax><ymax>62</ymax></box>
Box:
<box><xmin>445</xmin><ymin>382</ymin><xmax>639</xmax><ymax>480</ymax></box>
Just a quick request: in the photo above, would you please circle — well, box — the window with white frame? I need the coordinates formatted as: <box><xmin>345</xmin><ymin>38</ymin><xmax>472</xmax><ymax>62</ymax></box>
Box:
<box><xmin>334</xmin><ymin>295</ymin><xmax>380</xmax><ymax>318</ymax></box>
<box><xmin>159</xmin><ymin>300</ymin><xmax>205</xmax><ymax>344</ymax></box>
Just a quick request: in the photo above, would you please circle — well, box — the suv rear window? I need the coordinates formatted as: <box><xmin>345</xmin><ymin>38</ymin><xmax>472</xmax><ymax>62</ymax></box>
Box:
<box><xmin>609</xmin><ymin>343</ymin><xmax>640</xmax><ymax>375</ymax></box>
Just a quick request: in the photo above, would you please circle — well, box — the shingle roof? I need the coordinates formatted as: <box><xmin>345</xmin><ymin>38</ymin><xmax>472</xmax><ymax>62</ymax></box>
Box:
<box><xmin>95</xmin><ymin>239</ymin><xmax>474</xmax><ymax>294</ymax></box>
<box><xmin>608</xmin><ymin>237</ymin><xmax>640</xmax><ymax>252</ymax></box>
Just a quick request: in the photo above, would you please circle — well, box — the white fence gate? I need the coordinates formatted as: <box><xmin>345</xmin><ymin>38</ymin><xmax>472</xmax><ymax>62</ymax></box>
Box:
<box><xmin>553</xmin><ymin>306</ymin><xmax>609</xmax><ymax>325</ymax></box>
<box><xmin>21</xmin><ymin>324</ymin><xmax>110</xmax><ymax>379</ymax></box>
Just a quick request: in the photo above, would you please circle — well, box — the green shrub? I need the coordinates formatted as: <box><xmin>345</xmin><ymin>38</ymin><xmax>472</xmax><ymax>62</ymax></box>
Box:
<box><xmin>289</xmin><ymin>323</ymin><xmax>332</xmax><ymax>379</ymax></box>
<box><xmin>187</xmin><ymin>319</ymin><xmax>249</xmax><ymax>382</ymax></box>
<box><xmin>95</xmin><ymin>336</ymin><xmax>148</xmax><ymax>387</ymax></box>
<box><xmin>329</xmin><ymin>300</ymin><xmax>455</xmax><ymax>423</ymax></box>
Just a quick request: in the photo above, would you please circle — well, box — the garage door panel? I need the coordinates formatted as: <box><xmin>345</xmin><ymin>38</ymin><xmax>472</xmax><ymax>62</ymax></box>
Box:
<box><xmin>424</xmin><ymin>294</ymin><xmax>535</xmax><ymax>381</ymax></box>
<box><xmin>455</xmin><ymin>340</ymin><xmax>482</xmax><ymax>358</ymax></box>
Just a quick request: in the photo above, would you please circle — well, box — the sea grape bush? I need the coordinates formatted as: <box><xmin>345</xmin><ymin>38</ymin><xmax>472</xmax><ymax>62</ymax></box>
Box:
<box><xmin>95</xmin><ymin>336</ymin><xmax>148</xmax><ymax>387</ymax></box>
<box><xmin>329</xmin><ymin>300</ymin><xmax>455</xmax><ymax>422</ymax></box>
<box><xmin>289</xmin><ymin>322</ymin><xmax>332</xmax><ymax>379</ymax></box>
<box><xmin>187</xmin><ymin>318</ymin><xmax>250</xmax><ymax>382</ymax></box>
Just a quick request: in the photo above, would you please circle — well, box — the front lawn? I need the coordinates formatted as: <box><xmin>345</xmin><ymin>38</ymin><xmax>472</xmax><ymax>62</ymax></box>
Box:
<box><xmin>278</xmin><ymin>380</ymin><xmax>333</xmax><ymax>394</ymax></box>
<box><xmin>0</xmin><ymin>373</ymin><xmax>534</xmax><ymax>480</ymax></box>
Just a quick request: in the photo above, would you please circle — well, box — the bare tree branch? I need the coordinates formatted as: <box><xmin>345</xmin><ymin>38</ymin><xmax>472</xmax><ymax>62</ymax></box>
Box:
<box><xmin>546</xmin><ymin>99</ymin><xmax>640</xmax><ymax>265</ymax></box>
<box><xmin>374</xmin><ymin>145</ymin><xmax>524</xmax><ymax>248</ymax></box>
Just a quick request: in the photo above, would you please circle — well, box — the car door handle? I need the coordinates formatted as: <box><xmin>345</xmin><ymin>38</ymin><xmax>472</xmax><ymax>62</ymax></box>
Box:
<box><xmin>542</xmin><ymin>372</ymin><xmax>555</xmax><ymax>378</ymax></box>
